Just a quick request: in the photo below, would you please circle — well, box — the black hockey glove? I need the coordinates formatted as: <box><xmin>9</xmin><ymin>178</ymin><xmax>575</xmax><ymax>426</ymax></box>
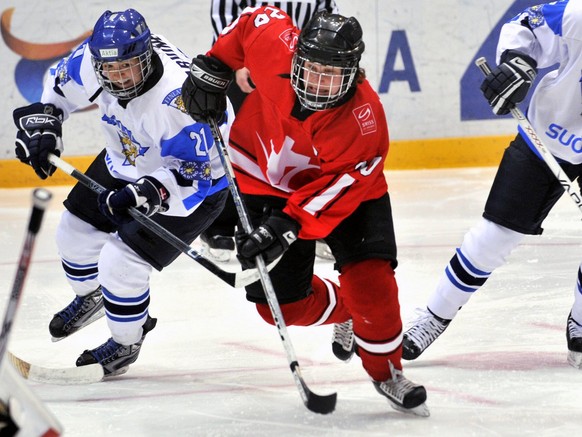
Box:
<box><xmin>13</xmin><ymin>102</ymin><xmax>64</xmax><ymax>180</ymax></box>
<box><xmin>235</xmin><ymin>209</ymin><xmax>300</xmax><ymax>269</ymax></box>
<box><xmin>480</xmin><ymin>49</ymin><xmax>537</xmax><ymax>115</ymax></box>
<box><xmin>181</xmin><ymin>55</ymin><xmax>232</xmax><ymax>124</ymax></box>
<box><xmin>97</xmin><ymin>176</ymin><xmax>169</xmax><ymax>226</ymax></box>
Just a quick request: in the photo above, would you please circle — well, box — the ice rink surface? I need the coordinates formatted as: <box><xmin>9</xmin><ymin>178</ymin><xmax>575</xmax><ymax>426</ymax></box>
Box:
<box><xmin>1</xmin><ymin>167</ymin><xmax>581</xmax><ymax>436</ymax></box>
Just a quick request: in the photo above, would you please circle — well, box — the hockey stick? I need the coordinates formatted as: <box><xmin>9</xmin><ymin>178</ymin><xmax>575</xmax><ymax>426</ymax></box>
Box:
<box><xmin>47</xmin><ymin>153</ymin><xmax>279</xmax><ymax>288</ymax></box>
<box><xmin>476</xmin><ymin>58</ymin><xmax>582</xmax><ymax>213</ymax></box>
<box><xmin>0</xmin><ymin>188</ymin><xmax>103</xmax><ymax>386</ymax></box>
<box><xmin>0</xmin><ymin>189</ymin><xmax>52</xmax><ymax>364</ymax></box>
<box><xmin>1</xmin><ymin>356</ymin><xmax>64</xmax><ymax>435</ymax></box>
<box><xmin>207</xmin><ymin>118</ymin><xmax>337</xmax><ymax>414</ymax></box>
<box><xmin>7</xmin><ymin>351</ymin><xmax>103</xmax><ymax>385</ymax></box>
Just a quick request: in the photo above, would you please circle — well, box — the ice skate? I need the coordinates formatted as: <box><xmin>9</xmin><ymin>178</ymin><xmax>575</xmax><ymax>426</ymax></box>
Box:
<box><xmin>200</xmin><ymin>232</ymin><xmax>235</xmax><ymax>263</ymax></box>
<box><xmin>76</xmin><ymin>316</ymin><xmax>157</xmax><ymax>377</ymax></box>
<box><xmin>332</xmin><ymin>319</ymin><xmax>356</xmax><ymax>362</ymax></box>
<box><xmin>373</xmin><ymin>361</ymin><xmax>429</xmax><ymax>417</ymax></box>
<box><xmin>49</xmin><ymin>287</ymin><xmax>105</xmax><ymax>341</ymax></box>
<box><xmin>402</xmin><ymin>308</ymin><xmax>451</xmax><ymax>360</ymax></box>
<box><xmin>566</xmin><ymin>312</ymin><xmax>582</xmax><ymax>369</ymax></box>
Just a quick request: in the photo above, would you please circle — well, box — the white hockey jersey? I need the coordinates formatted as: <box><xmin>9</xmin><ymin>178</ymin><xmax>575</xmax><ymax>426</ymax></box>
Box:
<box><xmin>41</xmin><ymin>33</ymin><xmax>231</xmax><ymax>217</ymax></box>
<box><xmin>498</xmin><ymin>0</ymin><xmax>582</xmax><ymax>165</ymax></box>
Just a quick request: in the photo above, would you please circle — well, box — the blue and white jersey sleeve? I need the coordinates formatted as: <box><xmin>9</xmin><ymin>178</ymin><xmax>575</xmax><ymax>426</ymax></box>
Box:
<box><xmin>40</xmin><ymin>41</ymin><xmax>101</xmax><ymax>119</ymax></box>
<box><xmin>493</xmin><ymin>0</ymin><xmax>582</xmax><ymax>164</ymax></box>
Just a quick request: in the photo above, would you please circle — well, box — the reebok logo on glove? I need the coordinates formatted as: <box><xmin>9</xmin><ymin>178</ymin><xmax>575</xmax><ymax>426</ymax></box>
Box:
<box><xmin>22</xmin><ymin>115</ymin><xmax>61</xmax><ymax>128</ymax></box>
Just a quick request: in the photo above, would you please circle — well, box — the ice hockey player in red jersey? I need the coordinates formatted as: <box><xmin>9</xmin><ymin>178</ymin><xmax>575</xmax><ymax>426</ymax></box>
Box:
<box><xmin>181</xmin><ymin>6</ymin><xmax>429</xmax><ymax>416</ymax></box>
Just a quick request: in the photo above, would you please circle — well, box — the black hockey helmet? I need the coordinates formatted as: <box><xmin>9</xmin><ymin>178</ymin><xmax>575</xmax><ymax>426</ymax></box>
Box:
<box><xmin>291</xmin><ymin>11</ymin><xmax>365</xmax><ymax>110</ymax></box>
<box><xmin>296</xmin><ymin>11</ymin><xmax>365</xmax><ymax>67</ymax></box>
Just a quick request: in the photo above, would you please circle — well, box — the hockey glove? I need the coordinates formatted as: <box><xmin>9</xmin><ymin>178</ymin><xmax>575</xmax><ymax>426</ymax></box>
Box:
<box><xmin>181</xmin><ymin>55</ymin><xmax>232</xmax><ymax>124</ymax></box>
<box><xmin>98</xmin><ymin>176</ymin><xmax>170</xmax><ymax>226</ymax></box>
<box><xmin>480</xmin><ymin>49</ymin><xmax>537</xmax><ymax>115</ymax></box>
<box><xmin>13</xmin><ymin>102</ymin><xmax>64</xmax><ymax>179</ymax></box>
<box><xmin>235</xmin><ymin>209</ymin><xmax>300</xmax><ymax>268</ymax></box>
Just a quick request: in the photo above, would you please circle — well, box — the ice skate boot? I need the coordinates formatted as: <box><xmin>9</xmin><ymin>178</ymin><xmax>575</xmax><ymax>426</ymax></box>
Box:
<box><xmin>76</xmin><ymin>316</ymin><xmax>157</xmax><ymax>377</ymax></box>
<box><xmin>373</xmin><ymin>362</ymin><xmax>429</xmax><ymax>417</ymax></box>
<box><xmin>331</xmin><ymin>320</ymin><xmax>356</xmax><ymax>362</ymax></box>
<box><xmin>402</xmin><ymin>308</ymin><xmax>450</xmax><ymax>360</ymax></box>
<box><xmin>566</xmin><ymin>312</ymin><xmax>582</xmax><ymax>369</ymax></box>
<box><xmin>49</xmin><ymin>287</ymin><xmax>105</xmax><ymax>341</ymax></box>
<box><xmin>200</xmin><ymin>231</ymin><xmax>234</xmax><ymax>263</ymax></box>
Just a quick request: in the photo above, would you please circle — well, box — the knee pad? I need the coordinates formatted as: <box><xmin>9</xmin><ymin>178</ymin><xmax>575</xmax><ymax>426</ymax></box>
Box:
<box><xmin>98</xmin><ymin>236</ymin><xmax>151</xmax><ymax>297</ymax></box>
<box><xmin>56</xmin><ymin>211</ymin><xmax>109</xmax><ymax>261</ymax></box>
<box><xmin>255</xmin><ymin>275</ymin><xmax>349</xmax><ymax>326</ymax></box>
<box><xmin>462</xmin><ymin>218</ymin><xmax>524</xmax><ymax>271</ymax></box>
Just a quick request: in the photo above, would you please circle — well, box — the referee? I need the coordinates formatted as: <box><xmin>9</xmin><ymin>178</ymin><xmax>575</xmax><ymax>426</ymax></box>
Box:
<box><xmin>210</xmin><ymin>0</ymin><xmax>339</xmax><ymax>41</ymax></box>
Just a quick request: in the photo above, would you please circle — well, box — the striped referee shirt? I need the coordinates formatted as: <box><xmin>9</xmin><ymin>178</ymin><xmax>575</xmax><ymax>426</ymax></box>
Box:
<box><xmin>210</xmin><ymin>0</ymin><xmax>339</xmax><ymax>40</ymax></box>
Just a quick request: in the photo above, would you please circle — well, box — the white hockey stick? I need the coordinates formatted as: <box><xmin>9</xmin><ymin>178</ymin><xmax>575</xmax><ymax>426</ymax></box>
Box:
<box><xmin>207</xmin><ymin>118</ymin><xmax>337</xmax><ymax>414</ymax></box>
<box><xmin>7</xmin><ymin>351</ymin><xmax>103</xmax><ymax>385</ymax></box>
<box><xmin>47</xmin><ymin>153</ymin><xmax>280</xmax><ymax>288</ymax></box>
<box><xmin>0</xmin><ymin>188</ymin><xmax>101</xmax><ymax>386</ymax></box>
<box><xmin>1</xmin><ymin>359</ymin><xmax>63</xmax><ymax>435</ymax></box>
<box><xmin>476</xmin><ymin>58</ymin><xmax>582</xmax><ymax>213</ymax></box>
<box><xmin>0</xmin><ymin>189</ymin><xmax>52</xmax><ymax>363</ymax></box>
<box><xmin>0</xmin><ymin>188</ymin><xmax>63</xmax><ymax>434</ymax></box>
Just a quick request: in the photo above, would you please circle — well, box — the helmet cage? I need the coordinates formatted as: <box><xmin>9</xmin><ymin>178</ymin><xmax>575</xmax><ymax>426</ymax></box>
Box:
<box><xmin>89</xmin><ymin>9</ymin><xmax>153</xmax><ymax>99</ymax></box>
<box><xmin>291</xmin><ymin>53</ymin><xmax>358</xmax><ymax>111</ymax></box>
<box><xmin>91</xmin><ymin>50</ymin><xmax>152</xmax><ymax>99</ymax></box>
<box><xmin>290</xmin><ymin>11</ymin><xmax>364</xmax><ymax>111</ymax></box>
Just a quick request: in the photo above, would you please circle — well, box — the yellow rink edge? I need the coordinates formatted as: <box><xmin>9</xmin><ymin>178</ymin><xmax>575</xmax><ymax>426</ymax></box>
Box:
<box><xmin>0</xmin><ymin>135</ymin><xmax>512</xmax><ymax>188</ymax></box>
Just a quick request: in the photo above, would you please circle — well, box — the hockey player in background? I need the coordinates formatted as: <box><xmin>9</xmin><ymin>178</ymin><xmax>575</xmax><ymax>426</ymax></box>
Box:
<box><xmin>200</xmin><ymin>0</ymin><xmax>339</xmax><ymax>263</ymax></box>
<box><xmin>181</xmin><ymin>6</ymin><xmax>429</xmax><ymax>416</ymax></box>
<box><xmin>12</xmin><ymin>9</ymin><xmax>231</xmax><ymax>377</ymax></box>
<box><xmin>402</xmin><ymin>0</ymin><xmax>582</xmax><ymax>369</ymax></box>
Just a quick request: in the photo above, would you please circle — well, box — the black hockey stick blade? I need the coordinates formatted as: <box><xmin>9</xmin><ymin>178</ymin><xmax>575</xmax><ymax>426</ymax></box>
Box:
<box><xmin>304</xmin><ymin>385</ymin><xmax>337</xmax><ymax>415</ymax></box>
<box><xmin>292</xmin><ymin>363</ymin><xmax>337</xmax><ymax>414</ymax></box>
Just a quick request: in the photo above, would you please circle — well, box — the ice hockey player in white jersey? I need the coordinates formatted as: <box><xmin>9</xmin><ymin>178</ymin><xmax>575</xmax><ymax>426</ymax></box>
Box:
<box><xmin>402</xmin><ymin>0</ymin><xmax>582</xmax><ymax>368</ymax></box>
<box><xmin>12</xmin><ymin>9</ymin><xmax>232</xmax><ymax>377</ymax></box>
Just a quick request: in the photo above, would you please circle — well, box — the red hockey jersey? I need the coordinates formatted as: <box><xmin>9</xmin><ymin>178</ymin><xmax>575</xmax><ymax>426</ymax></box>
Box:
<box><xmin>209</xmin><ymin>6</ymin><xmax>390</xmax><ymax>240</ymax></box>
